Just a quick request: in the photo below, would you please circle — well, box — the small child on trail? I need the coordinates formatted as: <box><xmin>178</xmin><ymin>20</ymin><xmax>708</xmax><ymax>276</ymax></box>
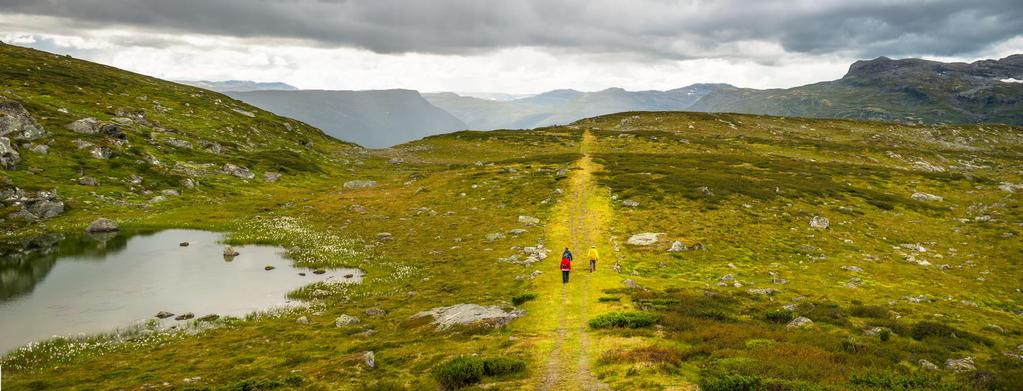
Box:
<box><xmin>587</xmin><ymin>245</ymin><xmax>599</xmax><ymax>272</ymax></box>
<box><xmin>562</xmin><ymin>247</ymin><xmax>573</xmax><ymax>261</ymax></box>
<box><xmin>560</xmin><ymin>253</ymin><xmax>572</xmax><ymax>283</ymax></box>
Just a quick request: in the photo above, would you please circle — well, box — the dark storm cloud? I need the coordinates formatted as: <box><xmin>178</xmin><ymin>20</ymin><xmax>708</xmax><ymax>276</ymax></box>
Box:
<box><xmin>2</xmin><ymin>0</ymin><xmax>1021</xmax><ymax>59</ymax></box>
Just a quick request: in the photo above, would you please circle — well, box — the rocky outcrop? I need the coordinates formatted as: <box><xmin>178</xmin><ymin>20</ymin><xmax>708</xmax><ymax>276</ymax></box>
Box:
<box><xmin>0</xmin><ymin>101</ymin><xmax>47</xmax><ymax>141</ymax></box>
<box><xmin>412</xmin><ymin>303</ymin><xmax>523</xmax><ymax>330</ymax></box>
<box><xmin>809</xmin><ymin>215</ymin><xmax>829</xmax><ymax>229</ymax></box>
<box><xmin>0</xmin><ymin>137</ymin><xmax>20</xmax><ymax>169</ymax></box>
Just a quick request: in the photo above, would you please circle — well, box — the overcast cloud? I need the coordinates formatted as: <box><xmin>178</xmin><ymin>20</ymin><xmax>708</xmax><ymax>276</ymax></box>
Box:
<box><xmin>1</xmin><ymin>0</ymin><xmax>1021</xmax><ymax>93</ymax></box>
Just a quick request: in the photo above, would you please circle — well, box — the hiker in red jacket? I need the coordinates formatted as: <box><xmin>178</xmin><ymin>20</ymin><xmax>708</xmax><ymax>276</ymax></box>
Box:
<box><xmin>560</xmin><ymin>253</ymin><xmax>572</xmax><ymax>283</ymax></box>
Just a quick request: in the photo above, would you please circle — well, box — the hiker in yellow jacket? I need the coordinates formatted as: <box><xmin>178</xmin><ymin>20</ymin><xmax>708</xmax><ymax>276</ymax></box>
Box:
<box><xmin>587</xmin><ymin>245</ymin><xmax>599</xmax><ymax>272</ymax></box>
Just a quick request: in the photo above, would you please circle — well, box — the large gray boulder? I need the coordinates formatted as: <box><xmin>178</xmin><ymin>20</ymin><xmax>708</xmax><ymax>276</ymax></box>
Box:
<box><xmin>412</xmin><ymin>303</ymin><xmax>524</xmax><ymax>330</ymax></box>
<box><xmin>0</xmin><ymin>101</ymin><xmax>47</xmax><ymax>141</ymax></box>
<box><xmin>0</xmin><ymin>137</ymin><xmax>19</xmax><ymax>169</ymax></box>
<box><xmin>86</xmin><ymin>218</ymin><xmax>119</xmax><ymax>233</ymax></box>
<box><xmin>27</xmin><ymin>198</ymin><xmax>64</xmax><ymax>219</ymax></box>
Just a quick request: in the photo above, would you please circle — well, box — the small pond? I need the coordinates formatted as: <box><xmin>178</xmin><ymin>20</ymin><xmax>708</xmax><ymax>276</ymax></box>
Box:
<box><xmin>0</xmin><ymin>229</ymin><xmax>360</xmax><ymax>354</ymax></box>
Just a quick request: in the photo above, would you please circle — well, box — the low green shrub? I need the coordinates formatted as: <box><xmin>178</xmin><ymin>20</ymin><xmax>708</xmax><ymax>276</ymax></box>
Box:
<box><xmin>763</xmin><ymin>309</ymin><xmax>794</xmax><ymax>324</ymax></box>
<box><xmin>588</xmin><ymin>311</ymin><xmax>660</xmax><ymax>329</ymax></box>
<box><xmin>433</xmin><ymin>357</ymin><xmax>483</xmax><ymax>390</ymax></box>
<box><xmin>597</xmin><ymin>296</ymin><xmax>621</xmax><ymax>302</ymax></box>
<box><xmin>850</xmin><ymin>305</ymin><xmax>889</xmax><ymax>319</ymax></box>
<box><xmin>511</xmin><ymin>293</ymin><xmax>537</xmax><ymax>306</ymax></box>
<box><xmin>699</xmin><ymin>373</ymin><xmax>762</xmax><ymax>391</ymax></box>
<box><xmin>432</xmin><ymin>356</ymin><xmax>526</xmax><ymax>389</ymax></box>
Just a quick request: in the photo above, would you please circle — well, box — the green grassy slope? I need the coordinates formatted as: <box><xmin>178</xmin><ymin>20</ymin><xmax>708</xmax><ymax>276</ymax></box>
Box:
<box><xmin>0</xmin><ymin>42</ymin><xmax>356</xmax><ymax>238</ymax></box>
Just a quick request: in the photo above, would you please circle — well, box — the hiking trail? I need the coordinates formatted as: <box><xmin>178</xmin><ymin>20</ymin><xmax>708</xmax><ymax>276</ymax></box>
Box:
<box><xmin>525</xmin><ymin>131</ymin><xmax>614</xmax><ymax>390</ymax></box>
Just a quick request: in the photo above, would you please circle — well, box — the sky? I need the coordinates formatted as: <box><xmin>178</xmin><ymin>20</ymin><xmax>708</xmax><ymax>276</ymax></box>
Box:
<box><xmin>1</xmin><ymin>0</ymin><xmax>1021</xmax><ymax>94</ymax></box>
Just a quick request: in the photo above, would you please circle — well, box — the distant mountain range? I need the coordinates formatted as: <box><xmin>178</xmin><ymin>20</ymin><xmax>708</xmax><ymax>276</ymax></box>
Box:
<box><xmin>690</xmin><ymin>55</ymin><xmax>1023</xmax><ymax>124</ymax></box>
<box><xmin>224</xmin><ymin>89</ymin><xmax>466</xmax><ymax>148</ymax></box>
<box><xmin>177</xmin><ymin>80</ymin><xmax>298</xmax><ymax>92</ymax></box>
<box><xmin>200</xmin><ymin>55</ymin><xmax>1023</xmax><ymax>147</ymax></box>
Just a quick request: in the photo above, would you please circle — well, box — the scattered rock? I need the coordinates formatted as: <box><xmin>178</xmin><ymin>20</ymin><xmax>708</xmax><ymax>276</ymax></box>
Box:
<box><xmin>90</xmin><ymin>146</ymin><xmax>112</xmax><ymax>159</ymax></box>
<box><xmin>363</xmin><ymin>351</ymin><xmax>376</xmax><ymax>368</ymax></box>
<box><xmin>485</xmin><ymin>233</ymin><xmax>506</xmax><ymax>242</ymax></box>
<box><xmin>66</xmin><ymin>118</ymin><xmax>101</xmax><ymax>135</ymax></box>
<box><xmin>518</xmin><ymin>215</ymin><xmax>540</xmax><ymax>226</ymax></box>
<box><xmin>912</xmin><ymin>192</ymin><xmax>943</xmax><ymax>202</ymax></box>
<box><xmin>809</xmin><ymin>215</ymin><xmax>830</xmax><ymax>229</ymax></box>
<box><xmin>296</xmin><ymin>316</ymin><xmax>309</xmax><ymax>324</ymax></box>
<box><xmin>747</xmin><ymin>288</ymin><xmax>779</xmax><ymax>296</ymax></box>
<box><xmin>691</xmin><ymin>243</ymin><xmax>706</xmax><ymax>251</ymax></box>
<box><xmin>841</xmin><ymin>265</ymin><xmax>864</xmax><ymax>272</ymax></box>
<box><xmin>86</xmin><ymin>218</ymin><xmax>119</xmax><ymax>233</ymax></box>
<box><xmin>29</xmin><ymin>144</ymin><xmax>48</xmax><ymax>154</ymax></box>
<box><xmin>174</xmin><ymin>312</ymin><xmax>195</xmax><ymax>321</ymax></box>
<box><xmin>264</xmin><ymin>265</ymin><xmax>275</xmax><ymax>271</ymax></box>
<box><xmin>626</xmin><ymin>232</ymin><xmax>660</xmax><ymax>246</ymax></box>
<box><xmin>696</xmin><ymin>186</ymin><xmax>714</xmax><ymax>196</ymax></box>
<box><xmin>786</xmin><ymin>316</ymin><xmax>814</xmax><ymax>329</ymax></box>
<box><xmin>0</xmin><ymin>137</ymin><xmax>19</xmax><ymax>169</ymax></box>
<box><xmin>99</xmin><ymin>124</ymin><xmax>126</xmax><ymax>140</ymax></box>
<box><xmin>412</xmin><ymin>303</ymin><xmax>524</xmax><ymax>330</ymax></box>
<box><xmin>944</xmin><ymin>357</ymin><xmax>975</xmax><ymax>372</ymax></box>
<box><xmin>376</xmin><ymin>232</ymin><xmax>393</xmax><ymax>242</ymax></box>
<box><xmin>864</xmin><ymin>327</ymin><xmax>892</xmax><ymax>337</ymax></box>
<box><xmin>335</xmin><ymin>314</ymin><xmax>360</xmax><ymax>327</ymax></box>
<box><xmin>622</xmin><ymin>199</ymin><xmax>639</xmax><ymax>207</ymax></box>
<box><xmin>223</xmin><ymin>246</ymin><xmax>239</xmax><ymax>257</ymax></box>
<box><xmin>263</xmin><ymin>171</ymin><xmax>282</xmax><ymax>183</ymax></box>
<box><xmin>155</xmin><ymin>311</ymin><xmax>174</xmax><ymax>319</ymax></box>
<box><xmin>313</xmin><ymin>269</ymin><xmax>326</xmax><ymax>275</ymax></box>
<box><xmin>77</xmin><ymin>176</ymin><xmax>98</xmax><ymax>186</ymax></box>
<box><xmin>164</xmin><ymin>138</ymin><xmax>193</xmax><ymax>149</ymax></box>
<box><xmin>668</xmin><ymin>241</ymin><xmax>687</xmax><ymax>252</ymax></box>
<box><xmin>365</xmin><ymin>308</ymin><xmax>386</xmax><ymax>316</ymax></box>
<box><xmin>0</xmin><ymin>101</ymin><xmax>47</xmax><ymax>141</ymax></box>
<box><xmin>918</xmin><ymin>359</ymin><xmax>939</xmax><ymax>370</ymax></box>
<box><xmin>344</xmin><ymin>180</ymin><xmax>377</xmax><ymax>190</ymax></box>
<box><xmin>623</xmin><ymin>279</ymin><xmax>638</xmax><ymax>288</ymax></box>
<box><xmin>221</xmin><ymin>163</ymin><xmax>254</xmax><ymax>179</ymax></box>
<box><xmin>508</xmin><ymin>228</ymin><xmax>528</xmax><ymax>236</ymax></box>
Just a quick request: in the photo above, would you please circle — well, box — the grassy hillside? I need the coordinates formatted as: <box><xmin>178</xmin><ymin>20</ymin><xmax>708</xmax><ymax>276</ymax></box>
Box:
<box><xmin>2</xmin><ymin>43</ymin><xmax>1022</xmax><ymax>390</ymax></box>
<box><xmin>0</xmin><ymin>42</ymin><xmax>361</xmax><ymax>239</ymax></box>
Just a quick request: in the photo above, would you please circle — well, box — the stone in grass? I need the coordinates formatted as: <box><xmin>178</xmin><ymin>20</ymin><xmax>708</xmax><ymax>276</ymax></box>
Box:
<box><xmin>786</xmin><ymin>316</ymin><xmax>814</xmax><ymax>329</ymax></box>
<box><xmin>623</xmin><ymin>279</ymin><xmax>638</xmax><ymax>288</ymax></box>
<box><xmin>365</xmin><ymin>308</ymin><xmax>386</xmax><ymax>316</ymax></box>
<box><xmin>918</xmin><ymin>359</ymin><xmax>939</xmax><ymax>370</ymax></box>
<box><xmin>376</xmin><ymin>232</ymin><xmax>393</xmax><ymax>242</ymax></box>
<box><xmin>518</xmin><ymin>215</ymin><xmax>540</xmax><ymax>226</ymax></box>
<box><xmin>363</xmin><ymin>351</ymin><xmax>376</xmax><ymax>368</ymax></box>
<box><xmin>412</xmin><ymin>303</ymin><xmax>523</xmax><ymax>330</ymax></box>
<box><xmin>809</xmin><ymin>215</ymin><xmax>829</xmax><ymax>229</ymax></box>
<box><xmin>223</xmin><ymin>246</ymin><xmax>240</xmax><ymax>257</ymax></box>
<box><xmin>343</xmin><ymin>180</ymin><xmax>377</xmax><ymax>190</ymax></box>
<box><xmin>945</xmin><ymin>357</ymin><xmax>975</xmax><ymax>372</ymax></box>
<box><xmin>86</xmin><ymin>218</ymin><xmax>119</xmax><ymax>233</ymax></box>
<box><xmin>155</xmin><ymin>311</ymin><xmax>175</xmax><ymax>319</ymax></box>
<box><xmin>911</xmin><ymin>192</ymin><xmax>943</xmax><ymax>202</ymax></box>
<box><xmin>747</xmin><ymin>288</ymin><xmax>779</xmax><ymax>296</ymax></box>
<box><xmin>335</xmin><ymin>314</ymin><xmax>361</xmax><ymax>327</ymax></box>
<box><xmin>174</xmin><ymin>312</ymin><xmax>195</xmax><ymax>321</ymax></box>
<box><xmin>296</xmin><ymin>316</ymin><xmax>309</xmax><ymax>324</ymax></box>
<box><xmin>667</xmin><ymin>241</ymin><xmax>687</xmax><ymax>252</ymax></box>
<box><xmin>621</xmin><ymin>199</ymin><xmax>639</xmax><ymax>207</ymax></box>
<box><xmin>626</xmin><ymin>232</ymin><xmax>660</xmax><ymax>246</ymax></box>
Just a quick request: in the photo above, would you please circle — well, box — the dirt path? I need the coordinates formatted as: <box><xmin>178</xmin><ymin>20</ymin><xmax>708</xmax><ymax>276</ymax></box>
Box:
<box><xmin>532</xmin><ymin>131</ymin><xmax>611</xmax><ymax>390</ymax></box>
